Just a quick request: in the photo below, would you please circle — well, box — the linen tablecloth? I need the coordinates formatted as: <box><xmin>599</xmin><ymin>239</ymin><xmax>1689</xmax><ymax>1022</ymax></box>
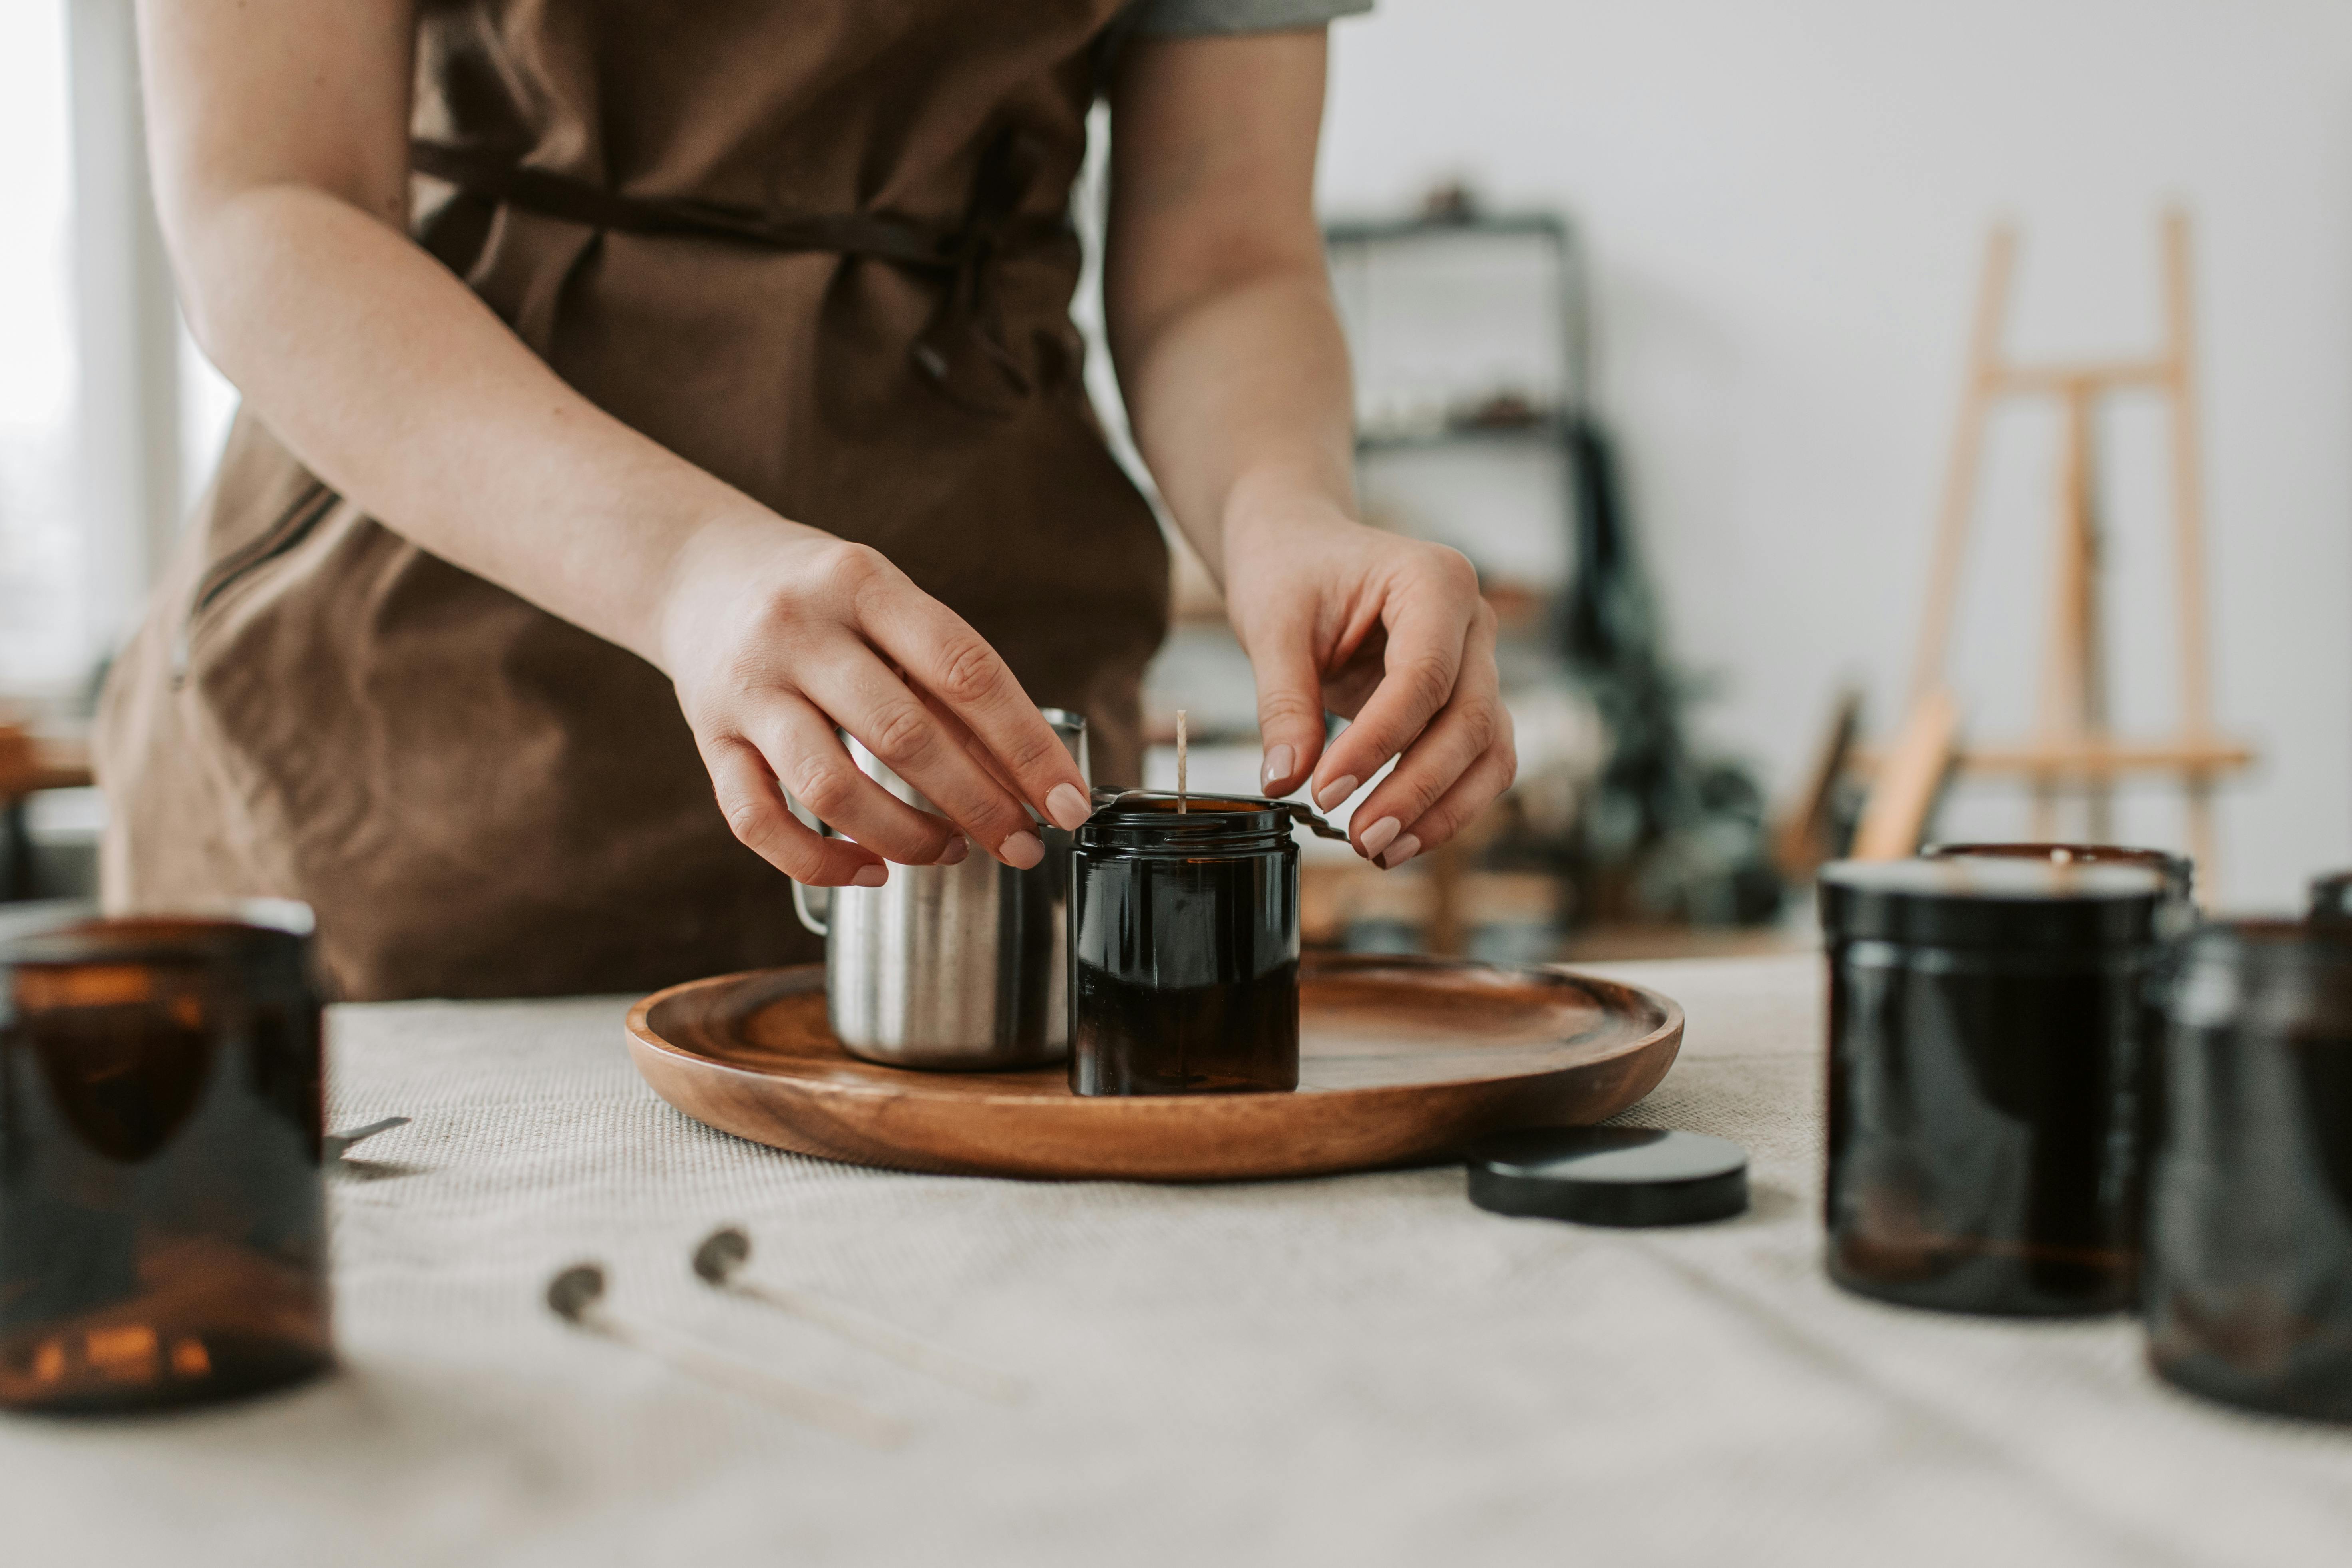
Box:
<box><xmin>7</xmin><ymin>953</ymin><xmax>2349</xmax><ymax>1566</ymax></box>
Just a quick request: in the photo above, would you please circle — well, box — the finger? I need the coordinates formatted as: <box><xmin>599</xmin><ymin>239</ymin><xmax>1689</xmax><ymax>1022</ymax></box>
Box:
<box><xmin>1307</xmin><ymin>581</ymin><xmax>1480</xmax><ymax>815</ymax></box>
<box><xmin>856</xmin><ymin>577</ymin><xmax>1093</xmax><ymax>831</ymax></box>
<box><xmin>701</xmin><ymin>735</ymin><xmax>887</xmax><ymax>887</ymax></box>
<box><xmin>1377</xmin><ymin>738</ymin><xmax>1518</xmax><ymax>871</ymax></box>
<box><xmin>1244</xmin><ymin>612</ymin><xmax>1330</xmax><ymax>798</ymax></box>
<box><xmin>912</xmin><ymin>689</ymin><xmax>1025</xmax><ymax>799</ymax></box>
<box><xmin>796</xmin><ymin>646</ymin><xmax>1047</xmax><ymax>870</ymax></box>
<box><xmin>1344</xmin><ymin>616</ymin><xmax>1503</xmax><ymax>859</ymax></box>
<box><xmin>751</xmin><ymin>694</ymin><xmax>967</xmax><ymax>866</ymax></box>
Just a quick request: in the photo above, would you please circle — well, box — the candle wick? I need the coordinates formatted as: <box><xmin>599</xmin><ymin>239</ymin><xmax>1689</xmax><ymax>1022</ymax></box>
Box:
<box><xmin>1176</xmin><ymin>710</ymin><xmax>1188</xmax><ymax>813</ymax></box>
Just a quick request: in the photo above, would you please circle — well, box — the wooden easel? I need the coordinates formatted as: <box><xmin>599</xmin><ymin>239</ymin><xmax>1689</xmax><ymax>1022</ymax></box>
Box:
<box><xmin>1890</xmin><ymin>209</ymin><xmax>2251</xmax><ymax>877</ymax></box>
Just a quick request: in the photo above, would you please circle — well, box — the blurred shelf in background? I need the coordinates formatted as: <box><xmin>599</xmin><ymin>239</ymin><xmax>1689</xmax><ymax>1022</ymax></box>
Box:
<box><xmin>0</xmin><ymin>721</ymin><xmax>90</xmax><ymax>799</ymax></box>
<box><xmin>1300</xmin><ymin>860</ymin><xmax>1815</xmax><ymax>965</ymax></box>
<box><xmin>1</xmin><ymin>719</ymin><xmax>97</xmax><ymax>903</ymax></box>
<box><xmin>1134</xmin><ymin>182</ymin><xmax>1787</xmax><ymax>962</ymax></box>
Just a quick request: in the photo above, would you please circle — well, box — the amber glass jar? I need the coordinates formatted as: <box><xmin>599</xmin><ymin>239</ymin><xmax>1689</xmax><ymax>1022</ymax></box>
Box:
<box><xmin>1070</xmin><ymin>794</ymin><xmax>1299</xmax><ymax>1095</ymax></box>
<box><xmin>2144</xmin><ymin>921</ymin><xmax>2352</xmax><ymax>1421</ymax></box>
<box><xmin>1820</xmin><ymin>856</ymin><xmax>2166</xmax><ymax>1315</ymax></box>
<box><xmin>0</xmin><ymin>914</ymin><xmax>331</xmax><ymax>1414</ymax></box>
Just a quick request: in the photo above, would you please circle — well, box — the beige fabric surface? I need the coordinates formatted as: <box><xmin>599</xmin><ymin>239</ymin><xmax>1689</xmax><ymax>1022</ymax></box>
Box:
<box><xmin>8</xmin><ymin>952</ymin><xmax>2350</xmax><ymax>1566</ymax></box>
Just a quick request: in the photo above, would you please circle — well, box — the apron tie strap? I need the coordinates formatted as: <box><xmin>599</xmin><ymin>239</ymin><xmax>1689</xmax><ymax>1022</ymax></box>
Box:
<box><xmin>907</xmin><ymin>128</ymin><xmax>1042</xmax><ymax>416</ymax></box>
<box><xmin>409</xmin><ymin>130</ymin><xmax>1055</xmax><ymax>416</ymax></box>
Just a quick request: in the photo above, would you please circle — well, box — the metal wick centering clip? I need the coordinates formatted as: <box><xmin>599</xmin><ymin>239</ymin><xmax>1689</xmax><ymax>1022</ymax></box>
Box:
<box><xmin>692</xmin><ymin>1228</ymin><xmax>1025</xmax><ymax>1404</ymax></box>
<box><xmin>323</xmin><ymin>1115</ymin><xmax>410</xmax><ymax>1163</ymax></box>
<box><xmin>545</xmin><ymin>1263</ymin><xmax>910</xmax><ymax>1447</ymax></box>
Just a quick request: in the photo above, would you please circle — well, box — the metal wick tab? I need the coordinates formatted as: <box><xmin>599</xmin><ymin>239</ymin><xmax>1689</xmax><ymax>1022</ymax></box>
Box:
<box><xmin>692</xmin><ymin>1228</ymin><xmax>1025</xmax><ymax>1404</ymax></box>
<box><xmin>1086</xmin><ymin>788</ymin><xmax>1349</xmax><ymax>842</ymax></box>
<box><xmin>544</xmin><ymin>1262</ymin><xmax>910</xmax><ymax>1447</ymax></box>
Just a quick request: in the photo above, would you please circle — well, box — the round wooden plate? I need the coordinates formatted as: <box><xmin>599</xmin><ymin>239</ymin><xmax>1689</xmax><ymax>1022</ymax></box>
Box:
<box><xmin>624</xmin><ymin>952</ymin><xmax>1684</xmax><ymax>1182</ymax></box>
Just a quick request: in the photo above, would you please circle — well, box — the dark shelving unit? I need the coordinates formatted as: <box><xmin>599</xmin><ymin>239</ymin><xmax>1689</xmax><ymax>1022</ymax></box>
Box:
<box><xmin>1326</xmin><ymin>205</ymin><xmax>1592</xmax><ymax>475</ymax></box>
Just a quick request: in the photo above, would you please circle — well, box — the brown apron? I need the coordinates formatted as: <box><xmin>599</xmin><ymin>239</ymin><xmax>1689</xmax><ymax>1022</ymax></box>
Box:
<box><xmin>96</xmin><ymin>0</ymin><xmax>1171</xmax><ymax>1001</ymax></box>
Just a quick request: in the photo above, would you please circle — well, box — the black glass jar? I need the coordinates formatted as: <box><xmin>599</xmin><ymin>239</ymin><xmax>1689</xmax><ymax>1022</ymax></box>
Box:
<box><xmin>2144</xmin><ymin>921</ymin><xmax>2352</xmax><ymax>1421</ymax></box>
<box><xmin>2311</xmin><ymin>871</ymin><xmax>2352</xmax><ymax>932</ymax></box>
<box><xmin>0</xmin><ymin>914</ymin><xmax>331</xmax><ymax>1414</ymax></box>
<box><xmin>1070</xmin><ymin>793</ymin><xmax>1300</xmax><ymax>1096</ymax></box>
<box><xmin>1819</xmin><ymin>856</ymin><xmax>2166</xmax><ymax>1315</ymax></box>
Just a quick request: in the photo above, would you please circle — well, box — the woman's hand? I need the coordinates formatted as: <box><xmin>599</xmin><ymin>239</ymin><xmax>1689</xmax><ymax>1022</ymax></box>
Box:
<box><xmin>138</xmin><ymin>0</ymin><xmax>1092</xmax><ymax>898</ymax></box>
<box><xmin>659</xmin><ymin>511</ymin><xmax>1095</xmax><ymax>888</ymax></box>
<box><xmin>1100</xmin><ymin>32</ymin><xmax>1513</xmax><ymax>868</ymax></box>
<box><xmin>1225</xmin><ymin>503</ymin><xmax>1516</xmax><ymax>869</ymax></box>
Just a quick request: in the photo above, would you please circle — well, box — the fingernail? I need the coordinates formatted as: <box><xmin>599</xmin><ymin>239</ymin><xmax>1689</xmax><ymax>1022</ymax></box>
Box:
<box><xmin>1381</xmin><ymin>834</ymin><xmax>1421</xmax><ymax>870</ymax></box>
<box><xmin>1358</xmin><ymin>816</ymin><xmax>1401</xmax><ymax>858</ymax></box>
<box><xmin>937</xmin><ymin>835</ymin><xmax>970</xmax><ymax>866</ymax></box>
<box><xmin>1314</xmin><ymin>775</ymin><xmax>1359</xmax><ymax>813</ymax></box>
<box><xmin>1046</xmin><ymin>783</ymin><xmax>1092</xmax><ymax>832</ymax></box>
<box><xmin>852</xmin><ymin>864</ymin><xmax>889</xmax><ymax>888</ymax></box>
<box><xmin>1261</xmin><ymin>744</ymin><xmax>1295</xmax><ymax>790</ymax></box>
<box><xmin>1000</xmin><ymin>830</ymin><xmax>1044</xmax><ymax>869</ymax></box>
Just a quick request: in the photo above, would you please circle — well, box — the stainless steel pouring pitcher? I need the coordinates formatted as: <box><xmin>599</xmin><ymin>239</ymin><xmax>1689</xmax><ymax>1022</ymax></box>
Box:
<box><xmin>790</xmin><ymin>709</ymin><xmax>1086</xmax><ymax>1070</ymax></box>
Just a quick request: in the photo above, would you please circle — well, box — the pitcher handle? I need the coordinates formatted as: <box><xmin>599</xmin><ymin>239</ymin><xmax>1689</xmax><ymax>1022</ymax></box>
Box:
<box><xmin>791</xmin><ymin>880</ymin><xmax>830</xmax><ymax>938</ymax></box>
<box><xmin>780</xmin><ymin>785</ymin><xmax>831</xmax><ymax>937</ymax></box>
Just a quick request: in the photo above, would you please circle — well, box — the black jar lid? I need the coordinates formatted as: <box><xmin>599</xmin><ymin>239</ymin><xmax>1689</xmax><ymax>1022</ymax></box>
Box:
<box><xmin>1077</xmin><ymin>791</ymin><xmax>1294</xmax><ymax>854</ymax></box>
<box><xmin>1819</xmin><ymin>856</ymin><xmax>2167</xmax><ymax>949</ymax></box>
<box><xmin>1465</xmin><ymin>1126</ymin><xmax>1749</xmax><ymax>1226</ymax></box>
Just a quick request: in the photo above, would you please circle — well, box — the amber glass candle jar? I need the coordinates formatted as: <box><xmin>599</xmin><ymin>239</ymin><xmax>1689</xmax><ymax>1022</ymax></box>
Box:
<box><xmin>2144</xmin><ymin>921</ymin><xmax>2352</xmax><ymax>1421</ymax></box>
<box><xmin>0</xmin><ymin>915</ymin><xmax>331</xmax><ymax>1414</ymax></box>
<box><xmin>1819</xmin><ymin>856</ymin><xmax>2166</xmax><ymax>1315</ymax></box>
<box><xmin>1070</xmin><ymin>794</ymin><xmax>1300</xmax><ymax>1096</ymax></box>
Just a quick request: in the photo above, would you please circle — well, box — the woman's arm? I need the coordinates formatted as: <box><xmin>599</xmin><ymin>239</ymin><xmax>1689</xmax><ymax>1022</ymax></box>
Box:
<box><xmin>1105</xmin><ymin>30</ymin><xmax>1515</xmax><ymax>866</ymax></box>
<box><xmin>134</xmin><ymin>0</ymin><xmax>1095</xmax><ymax>883</ymax></box>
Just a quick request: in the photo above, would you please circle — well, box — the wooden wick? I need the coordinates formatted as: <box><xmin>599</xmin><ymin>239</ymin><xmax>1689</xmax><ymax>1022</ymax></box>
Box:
<box><xmin>545</xmin><ymin>1264</ymin><xmax>909</xmax><ymax>1447</ymax></box>
<box><xmin>693</xmin><ymin>1229</ymin><xmax>1024</xmax><ymax>1404</ymax></box>
<box><xmin>1176</xmin><ymin>709</ymin><xmax>1188</xmax><ymax>813</ymax></box>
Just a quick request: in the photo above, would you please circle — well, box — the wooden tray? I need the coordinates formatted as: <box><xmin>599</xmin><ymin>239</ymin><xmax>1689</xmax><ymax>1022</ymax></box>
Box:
<box><xmin>624</xmin><ymin>953</ymin><xmax>1683</xmax><ymax>1182</ymax></box>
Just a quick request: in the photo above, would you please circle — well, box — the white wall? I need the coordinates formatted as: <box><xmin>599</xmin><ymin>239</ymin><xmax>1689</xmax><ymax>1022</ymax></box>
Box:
<box><xmin>1319</xmin><ymin>0</ymin><xmax>2352</xmax><ymax>909</ymax></box>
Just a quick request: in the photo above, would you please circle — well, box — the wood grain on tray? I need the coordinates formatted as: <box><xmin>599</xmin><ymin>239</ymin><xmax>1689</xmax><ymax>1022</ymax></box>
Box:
<box><xmin>625</xmin><ymin>953</ymin><xmax>1683</xmax><ymax>1182</ymax></box>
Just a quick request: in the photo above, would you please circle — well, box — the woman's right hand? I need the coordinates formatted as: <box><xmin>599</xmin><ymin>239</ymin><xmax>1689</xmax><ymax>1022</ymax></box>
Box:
<box><xmin>135</xmin><ymin>0</ymin><xmax>1086</xmax><ymax>898</ymax></box>
<box><xmin>659</xmin><ymin>511</ymin><xmax>1095</xmax><ymax>887</ymax></box>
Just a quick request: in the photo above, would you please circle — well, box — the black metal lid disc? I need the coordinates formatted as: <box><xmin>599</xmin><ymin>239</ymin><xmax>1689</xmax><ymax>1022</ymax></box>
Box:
<box><xmin>1465</xmin><ymin>1126</ymin><xmax>1749</xmax><ymax>1227</ymax></box>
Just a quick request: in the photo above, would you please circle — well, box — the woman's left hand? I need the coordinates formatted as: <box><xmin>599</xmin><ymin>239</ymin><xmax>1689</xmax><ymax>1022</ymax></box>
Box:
<box><xmin>1103</xmin><ymin>27</ymin><xmax>1511</xmax><ymax>861</ymax></box>
<box><xmin>1224</xmin><ymin>503</ymin><xmax>1516</xmax><ymax>868</ymax></box>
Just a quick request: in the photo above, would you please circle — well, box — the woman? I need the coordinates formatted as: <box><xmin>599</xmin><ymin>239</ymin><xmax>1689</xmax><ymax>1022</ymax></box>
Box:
<box><xmin>102</xmin><ymin>0</ymin><xmax>1515</xmax><ymax>1000</ymax></box>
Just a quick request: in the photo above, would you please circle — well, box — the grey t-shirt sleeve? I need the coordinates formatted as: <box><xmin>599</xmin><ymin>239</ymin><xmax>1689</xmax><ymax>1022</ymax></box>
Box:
<box><xmin>1124</xmin><ymin>0</ymin><xmax>1373</xmax><ymax>37</ymax></box>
